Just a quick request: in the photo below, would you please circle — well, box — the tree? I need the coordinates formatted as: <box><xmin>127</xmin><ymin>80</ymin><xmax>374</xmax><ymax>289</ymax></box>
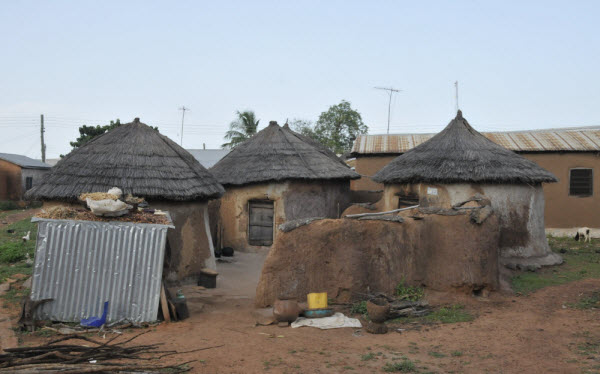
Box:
<box><xmin>222</xmin><ymin>111</ymin><xmax>260</xmax><ymax>149</ymax></box>
<box><xmin>297</xmin><ymin>100</ymin><xmax>368</xmax><ymax>154</ymax></box>
<box><xmin>69</xmin><ymin>119</ymin><xmax>122</xmax><ymax>150</ymax></box>
<box><xmin>289</xmin><ymin>119</ymin><xmax>317</xmax><ymax>140</ymax></box>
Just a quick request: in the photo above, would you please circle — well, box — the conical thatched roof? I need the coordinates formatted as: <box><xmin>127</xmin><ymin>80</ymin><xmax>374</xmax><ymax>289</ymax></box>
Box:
<box><xmin>26</xmin><ymin>118</ymin><xmax>224</xmax><ymax>201</ymax></box>
<box><xmin>373</xmin><ymin>111</ymin><xmax>557</xmax><ymax>184</ymax></box>
<box><xmin>210</xmin><ymin>121</ymin><xmax>359</xmax><ymax>186</ymax></box>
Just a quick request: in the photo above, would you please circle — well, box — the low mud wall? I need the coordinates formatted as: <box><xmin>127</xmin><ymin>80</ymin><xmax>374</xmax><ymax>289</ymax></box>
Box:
<box><xmin>256</xmin><ymin>213</ymin><xmax>500</xmax><ymax>307</ymax></box>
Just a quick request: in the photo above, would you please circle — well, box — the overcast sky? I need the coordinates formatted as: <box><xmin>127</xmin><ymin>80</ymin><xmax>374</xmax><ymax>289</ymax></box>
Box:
<box><xmin>1</xmin><ymin>0</ymin><xmax>598</xmax><ymax>159</ymax></box>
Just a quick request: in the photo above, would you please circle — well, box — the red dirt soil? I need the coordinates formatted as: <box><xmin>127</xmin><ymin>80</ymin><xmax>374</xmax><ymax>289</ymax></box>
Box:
<box><xmin>6</xmin><ymin>278</ymin><xmax>598</xmax><ymax>373</ymax></box>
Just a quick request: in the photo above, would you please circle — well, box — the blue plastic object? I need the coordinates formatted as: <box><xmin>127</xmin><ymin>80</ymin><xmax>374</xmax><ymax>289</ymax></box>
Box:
<box><xmin>81</xmin><ymin>301</ymin><xmax>109</xmax><ymax>327</ymax></box>
<box><xmin>303</xmin><ymin>308</ymin><xmax>334</xmax><ymax>318</ymax></box>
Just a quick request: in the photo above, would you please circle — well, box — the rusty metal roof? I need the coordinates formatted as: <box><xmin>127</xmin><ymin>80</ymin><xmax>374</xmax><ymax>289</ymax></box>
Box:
<box><xmin>352</xmin><ymin>127</ymin><xmax>600</xmax><ymax>155</ymax></box>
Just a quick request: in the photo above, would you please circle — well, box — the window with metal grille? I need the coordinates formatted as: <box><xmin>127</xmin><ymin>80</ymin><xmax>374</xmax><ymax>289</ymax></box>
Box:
<box><xmin>569</xmin><ymin>168</ymin><xmax>593</xmax><ymax>197</ymax></box>
<box><xmin>25</xmin><ymin>177</ymin><xmax>33</xmax><ymax>190</ymax></box>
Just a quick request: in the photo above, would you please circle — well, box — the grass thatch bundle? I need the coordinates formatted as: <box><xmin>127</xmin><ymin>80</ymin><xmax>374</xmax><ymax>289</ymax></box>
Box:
<box><xmin>25</xmin><ymin>118</ymin><xmax>224</xmax><ymax>201</ymax></box>
<box><xmin>373</xmin><ymin>111</ymin><xmax>558</xmax><ymax>185</ymax></box>
<box><xmin>210</xmin><ymin>121</ymin><xmax>359</xmax><ymax>185</ymax></box>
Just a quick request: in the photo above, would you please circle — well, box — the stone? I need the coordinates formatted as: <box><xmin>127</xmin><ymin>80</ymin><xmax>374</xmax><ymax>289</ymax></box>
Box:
<box><xmin>278</xmin><ymin>321</ymin><xmax>289</xmax><ymax>328</ymax></box>
<box><xmin>22</xmin><ymin>277</ymin><xmax>32</xmax><ymax>289</ymax></box>
<box><xmin>0</xmin><ymin>283</ymin><xmax>9</xmax><ymax>294</ymax></box>
<box><xmin>253</xmin><ymin>308</ymin><xmax>276</xmax><ymax>326</ymax></box>
<box><xmin>366</xmin><ymin>321</ymin><xmax>388</xmax><ymax>334</ymax></box>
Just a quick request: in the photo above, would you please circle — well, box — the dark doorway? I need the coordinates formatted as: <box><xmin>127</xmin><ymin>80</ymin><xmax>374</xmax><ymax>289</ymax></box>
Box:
<box><xmin>248</xmin><ymin>200</ymin><xmax>274</xmax><ymax>246</ymax></box>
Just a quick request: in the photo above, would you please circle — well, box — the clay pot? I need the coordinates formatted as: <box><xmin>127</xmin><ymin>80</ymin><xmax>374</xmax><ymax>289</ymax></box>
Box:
<box><xmin>367</xmin><ymin>298</ymin><xmax>390</xmax><ymax>323</ymax></box>
<box><xmin>273</xmin><ymin>299</ymin><xmax>301</xmax><ymax>323</ymax></box>
<box><xmin>366</xmin><ymin>321</ymin><xmax>388</xmax><ymax>334</ymax></box>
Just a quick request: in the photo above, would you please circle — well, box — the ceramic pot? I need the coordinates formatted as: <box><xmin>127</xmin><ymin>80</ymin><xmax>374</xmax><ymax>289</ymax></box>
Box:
<box><xmin>367</xmin><ymin>298</ymin><xmax>390</xmax><ymax>323</ymax></box>
<box><xmin>273</xmin><ymin>299</ymin><xmax>301</xmax><ymax>323</ymax></box>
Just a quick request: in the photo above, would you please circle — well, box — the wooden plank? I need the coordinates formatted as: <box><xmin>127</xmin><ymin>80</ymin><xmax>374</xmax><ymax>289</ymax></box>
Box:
<box><xmin>160</xmin><ymin>285</ymin><xmax>170</xmax><ymax>323</ymax></box>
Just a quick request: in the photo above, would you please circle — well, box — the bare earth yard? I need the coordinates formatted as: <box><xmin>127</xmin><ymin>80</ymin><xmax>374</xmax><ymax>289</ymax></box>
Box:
<box><xmin>1</xmin><ymin>209</ymin><xmax>599</xmax><ymax>373</ymax></box>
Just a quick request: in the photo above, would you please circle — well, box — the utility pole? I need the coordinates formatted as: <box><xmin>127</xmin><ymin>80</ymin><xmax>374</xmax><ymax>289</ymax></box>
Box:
<box><xmin>40</xmin><ymin>114</ymin><xmax>46</xmax><ymax>162</ymax></box>
<box><xmin>178</xmin><ymin>106</ymin><xmax>189</xmax><ymax>146</ymax></box>
<box><xmin>455</xmin><ymin>81</ymin><xmax>459</xmax><ymax>112</ymax></box>
<box><xmin>374</xmin><ymin>86</ymin><xmax>402</xmax><ymax>134</ymax></box>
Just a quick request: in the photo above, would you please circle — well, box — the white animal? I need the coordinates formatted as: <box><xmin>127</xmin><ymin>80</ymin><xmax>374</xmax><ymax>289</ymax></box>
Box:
<box><xmin>575</xmin><ymin>227</ymin><xmax>591</xmax><ymax>243</ymax></box>
<box><xmin>25</xmin><ymin>252</ymin><xmax>33</xmax><ymax>265</ymax></box>
<box><xmin>22</xmin><ymin>231</ymin><xmax>30</xmax><ymax>242</ymax></box>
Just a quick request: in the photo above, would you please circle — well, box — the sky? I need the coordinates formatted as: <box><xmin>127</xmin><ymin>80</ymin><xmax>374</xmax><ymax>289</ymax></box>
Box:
<box><xmin>1</xmin><ymin>0</ymin><xmax>599</xmax><ymax>159</ymax></box>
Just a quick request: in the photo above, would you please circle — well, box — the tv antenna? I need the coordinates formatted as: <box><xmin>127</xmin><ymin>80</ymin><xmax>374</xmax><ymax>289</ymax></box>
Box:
<box><xmin>178</xmin><ymin>106</ymin><xmax>189</xmax><ymax>146</ymax></box>
<box><xmin>374</xmin><ymin>86</ymin><xmax>402</xmax><ymax>134</ymax></box>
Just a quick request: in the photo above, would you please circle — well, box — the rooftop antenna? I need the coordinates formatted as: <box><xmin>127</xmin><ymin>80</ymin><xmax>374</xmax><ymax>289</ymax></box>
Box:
<box><xmin>178</xmin><ymin>106</ymin><xmax>189</xmax><ymax>146</ymax></box>
<box><xmin>374</xmin><ymin>86</ymin><xmax>402</xmax><ymax>134</ymax></box>
<box><xmin>454</xmin><ymin>81</ymin><xmax>459</xmax><ymax>112</ymax></box>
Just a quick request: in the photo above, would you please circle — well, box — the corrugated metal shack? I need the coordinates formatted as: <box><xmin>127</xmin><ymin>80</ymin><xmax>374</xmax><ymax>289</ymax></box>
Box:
<box><xmin>31</xmin><ymin>216</ymin><xmax>174</xmax><ymax>324</ymax></box>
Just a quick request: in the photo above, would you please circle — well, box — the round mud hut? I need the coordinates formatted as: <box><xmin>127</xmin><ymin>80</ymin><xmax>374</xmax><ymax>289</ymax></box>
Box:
<box><xmin>210</xmin><ymin>121</ymin><xmax>360</xmax><ymax>252</ymax></box>
<box><xmin>25</xmin><ymin>118</ymin><xmax>225</xmax><ymax>282</ymax></box>
<box><xmin>373</xmin><ymin>110</ymin><xmax>562</xmax><ymax>267</ymax></box>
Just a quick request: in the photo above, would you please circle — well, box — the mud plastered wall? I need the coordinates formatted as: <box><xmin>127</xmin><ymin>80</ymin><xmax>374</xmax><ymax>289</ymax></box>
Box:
<box><xmin>218</xmin><ymin>180</ymin><xmax>351</xmax><ymax>252</ymax></box>
<box><xmin>256</xmin><ymin>214</ymin><xmax>500</xmax><ymax>307</ymax></box>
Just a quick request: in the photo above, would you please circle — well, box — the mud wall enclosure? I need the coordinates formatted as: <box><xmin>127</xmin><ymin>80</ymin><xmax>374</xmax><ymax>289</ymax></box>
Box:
<box><xmin>216</xmin><ymin>180</ymin><xmax>351</xmax><ymax>252</ymax></box>
<box><xmin>256</xmin><ymin>214</ymin><xmax>500</xmax><ymax>307</ymax></box>
<box><xmin>381</xmin><ymin>183</ymin><xmax>561</xmax><ymax>266</ymax></box>
<box><xmin>151</xmin><ymin>201</ymin><xmax>215</xmax><ymax>283</ymax></box>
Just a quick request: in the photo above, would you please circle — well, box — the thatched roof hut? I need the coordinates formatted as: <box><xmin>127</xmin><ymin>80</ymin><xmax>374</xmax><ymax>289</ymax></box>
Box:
<box><xmin>211</xmin><ymin>121</ymin><xmax>359</xmax><ymax>185</ymax></box>
<box><xmin>26</xmin><ymin>118</ymin><xmax>224</xmax><ymax>202</ymax></box>
<box><xmin>373</xmin><ymin>111</ymin><xmax>561</xmax><ymax>268</ymax></box>
<box><xmin>26</xmin><ymin>118</ymin><xmax>225</xmax><ymax>282</ymax></box>
<box><xmin>373</xmin><ymin>111</ymin><xmax>557</xmax><ymax>184</ymax></box>
<box><xmin>210</xmin><ymin>121</ymin><xmax>359</xmax><ymax>252</ymax></box>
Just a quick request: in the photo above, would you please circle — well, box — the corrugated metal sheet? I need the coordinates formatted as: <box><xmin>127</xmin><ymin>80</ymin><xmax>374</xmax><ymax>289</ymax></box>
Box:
<box><xmin>351</xmin><ymin>127</ymin><xmax>600</xmax><ymax>155</ymax></box>
<box><xmin>31</xmin><ymin>217</ymin><xmax>174</xmax><ymax>323</ymax></box>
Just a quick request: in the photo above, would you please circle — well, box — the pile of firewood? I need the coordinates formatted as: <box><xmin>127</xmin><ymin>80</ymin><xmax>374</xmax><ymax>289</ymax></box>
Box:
<box><xmin>0</xmin><ymin>332</ymin><xmax>221</xmax><ymax>373</ymax></box>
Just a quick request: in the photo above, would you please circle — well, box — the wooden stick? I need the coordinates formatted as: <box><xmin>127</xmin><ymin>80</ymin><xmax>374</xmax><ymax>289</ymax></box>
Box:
<box><xmin>160</xmin><ymin>285</ymin><xmax>170</xmax><ymax>323</ymax></box>
<box><xmin>345</xmin><ymin>205</ymin><xmax>419</xmax><ymax>218</ymax></box>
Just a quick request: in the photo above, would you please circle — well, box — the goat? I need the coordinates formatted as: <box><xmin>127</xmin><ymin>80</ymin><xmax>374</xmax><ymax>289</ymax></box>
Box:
<box><xmin>575</xmin><ymin>227</ymin><xmax>592</xmax><ymax>243</ymax></box>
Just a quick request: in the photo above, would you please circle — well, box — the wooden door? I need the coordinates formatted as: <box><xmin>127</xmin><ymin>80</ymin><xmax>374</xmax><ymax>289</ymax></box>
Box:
<box><xmin>248</xmin><ymin>200</ymin><xmax>274</xmax><ymax>246</ymax></box>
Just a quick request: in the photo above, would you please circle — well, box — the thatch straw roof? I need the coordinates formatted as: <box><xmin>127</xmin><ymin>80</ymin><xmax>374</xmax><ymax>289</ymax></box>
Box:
<box><xmin>25</xmin><ymin>118</ymin><xmax>224</xmax><ymax>201</ymax></box>
<box><xmin>373</xmin><ymin>111</ymin><xmax>558</xmax><ymax>184</ymax></box>
<box><xmin>210</xmin><ymin>121</ymin><xmax>359</xmax><ymax>186</ymax></box>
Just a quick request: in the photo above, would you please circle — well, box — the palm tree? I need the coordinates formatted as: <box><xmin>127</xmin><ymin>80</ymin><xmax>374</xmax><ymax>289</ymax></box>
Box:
<box><xmin>221</xmin><ymin>111</ymin><xmax>260</xmax><ymax>149</ymax></box>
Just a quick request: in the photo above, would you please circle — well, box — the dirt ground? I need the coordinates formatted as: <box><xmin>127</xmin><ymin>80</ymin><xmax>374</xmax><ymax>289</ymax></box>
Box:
<box><xmin>5</xmin><ymin>255</ymin><xmax>598</xmax><ymax>373</ymax></box>
<box><xmin>2</xmin><ymin>230</ymin><xmax>600</xmax><ymax>373</ymax></box>
<box><xmin>0</xmin><ymin>208</ymin><xmax>40</xmax><ymax>227</ymax></box>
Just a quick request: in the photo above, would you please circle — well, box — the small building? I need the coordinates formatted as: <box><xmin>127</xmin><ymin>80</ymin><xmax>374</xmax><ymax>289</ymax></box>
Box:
<box><xmin>373</xmin><ymin>111</ymin><xmax>561</xmax><ymax>267</ymax></box>
<box><xmin>187</xmin><ymin>149</ymin><xmax>230</xmax><ymax>168</ymax></box>
<box><xmin>25</xmin><ymin>118</ymin><xmax>224</xmax><ymax>282</ymax></box>
<box><xmin>352</xmin><ymin>126</ymin><xmax>600</xmax><ymax>229</ymax></box>
<box><xmin>210</xmin><ymin>121</ymin><xmax>360</xmax><ymax>252</ymax></box>
<box><xmin>0</xmin><ymin>153</ymin><xmax>51</xmax><ymax>201</ymax></box>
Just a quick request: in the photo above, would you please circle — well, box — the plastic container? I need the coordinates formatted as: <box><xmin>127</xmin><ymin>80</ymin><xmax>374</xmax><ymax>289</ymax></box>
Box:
<box><xmin>307</xmin><ymin>292</ymin><xmax>327</xmax><ymax>309</ymax></box>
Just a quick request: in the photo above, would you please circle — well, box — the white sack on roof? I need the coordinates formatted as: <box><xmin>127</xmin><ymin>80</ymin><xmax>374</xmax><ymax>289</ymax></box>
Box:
<box><xmin>107</xmin><ymin>187</ymin><xmax>123</xmax><ymax>198</ymax></box>
<box><xmin>86</xmin><ymin>198</ymin><xmax>131</xmax><ymax>217</ymax></box>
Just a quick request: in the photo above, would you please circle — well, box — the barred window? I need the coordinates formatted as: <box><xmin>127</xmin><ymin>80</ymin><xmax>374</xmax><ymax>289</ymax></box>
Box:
<box><xmin>25</xmin><ymin>177</ymin><xmax>33</xmax><ymax>190</ymax></box>
<box><xmin>569</xmin><ymin>168</ymin><xmax>593</xmax><ymax>197</ymax></box>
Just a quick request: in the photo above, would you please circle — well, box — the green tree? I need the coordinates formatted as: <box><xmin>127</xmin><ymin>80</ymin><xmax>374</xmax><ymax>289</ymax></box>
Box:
<box><xmin>70</xmin><ymin>119</ymin><xmax>122</xmax><ymax>149</ymax></box>
<box><xmin>60</xmin><ymin>119</ymin><xmax>122</xmax><ymax>157</ymax></box>
<box><xmin>222</xmin><ymin>111</ymin><xmax>260</xmax><ymax>149</ymax></box>
<box><xmin>313</xmin><ymin>100</ymin><xmax>368</xmax><ymax>154</ymax></box>
<box><xmin>289</xmin><ymin>118</ymin><xmax>317</xmax><ymax>139</ymax></box>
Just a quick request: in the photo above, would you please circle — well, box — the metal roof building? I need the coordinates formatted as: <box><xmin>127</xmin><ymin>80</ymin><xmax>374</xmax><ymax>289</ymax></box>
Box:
<box><xmin>352</xmin><ymin>127</ymin><xmax>600</xmax><ymax>155</ymax></box>
<box><xmin>0</xmin><ymin>153</ymin><xmax>51</xmax><ymax>169</ymax></box>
